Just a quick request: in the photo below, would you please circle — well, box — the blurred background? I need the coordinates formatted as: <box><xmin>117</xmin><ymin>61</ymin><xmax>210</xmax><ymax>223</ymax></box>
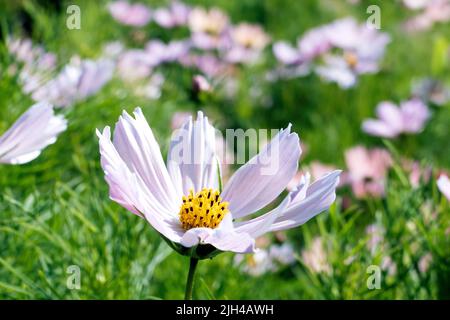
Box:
<box><xmin>0</xmin><ymin>0</ymin><xmax>449</xmax><ymax>299</ymax></box>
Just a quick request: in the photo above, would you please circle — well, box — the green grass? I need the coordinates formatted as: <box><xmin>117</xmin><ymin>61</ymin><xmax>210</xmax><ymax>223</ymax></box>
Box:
<box><xmin>0</xmin><ymin>0</ymin><xmax>449</xmax><ymax>299</ymax></box>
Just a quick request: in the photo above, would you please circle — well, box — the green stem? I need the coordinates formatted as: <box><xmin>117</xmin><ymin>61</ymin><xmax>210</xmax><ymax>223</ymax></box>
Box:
<box><xmin>184</xmin><ymin>257</ymin><xmax>199</xmax><ymax>300</ymax></box>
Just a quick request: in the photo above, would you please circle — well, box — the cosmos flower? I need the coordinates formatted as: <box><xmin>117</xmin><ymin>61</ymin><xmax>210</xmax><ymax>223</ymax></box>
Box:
<box><xmin>273</xmin><ymin>26</ymin><xmax>330</xmax><ymax>66</ymax></box>
<box><xmin>7</xmin><ymin>37</ymin><xmax>57</xmax><ymax>96</ymax></box>
<box><xmin>224</xmin><ymin>23</ymin><xmax>270</xmax><ymax>64</ymax></box>
<box><xmin>404</xmin><ymin>0</ymin><xmax>450</xmax><ymax>32</ymax></box>
<box><xmin>117</xmin><ymin>50</ymin><xmax>153</xmax><ymax>82</ymax></box>
<box><xmin>145</xmin><ymin>40</ymin><xmax>191</xmax><ymax>67</ymax></box>
<box><xmin>437</xmin><ymin>174</ymin><xmax>450</xmax><ymax>200</ymax></box>
<box><xmin>32</xmin><ymin>57</ymin><xmax>114</xmax><ymax>108</ymax></box>
<box><xmin>272</xmin><ymin>17</ymin><xmax>389</xmax><ymax>87</ymax></box>
<box><xmin>345</xmin><ymin>146</ymin><xmax>392</xmax><ymax>198</ymax></box>
<box><xmin>97</xmin><ymin>109</ymin><xmax>340</xmax><ymax>257</ymax></box>
<box><xmin>108</xmin><ymin>1</ymin><xmax>152</xmax><ymax>27</ymax></box>
<box><xmin>0</xmin><ymin>102</ymin><xmax>67</xmax><ymax>165</ymax></box>
<box><xmin>153</xmin><ymin>1</ymin><xmax>190</xmax><ymax>28</ymax></box>
<box><xmin>362</xmin><ymin>99</ymin><xmax>431</xmax><ymax>138</ymax></box>
<box><xmin>188</xmin><ymin>7</ymin><xmax>230</xmax><ymax>50</ymax></box>
<box><xmin>301</xmin><ymin>237</ymin><xmax>331</xmax><ymax>274</ymax></box>
<box><xmin>317</xmin><ymin>18</ymin><xmax>390</xmax><ymax>88</ymax></box>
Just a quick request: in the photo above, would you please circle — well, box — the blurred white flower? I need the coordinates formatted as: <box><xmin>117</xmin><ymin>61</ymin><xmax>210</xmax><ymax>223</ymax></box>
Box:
<box><xmin>437</xmin><ymin>174</ymin><xmax>450</xmax><ymax>200</ymax></box>
<box><xmin>0</xmin><ymin>102</ymin><xmax>66</xmax><ymax>165</ymax></box>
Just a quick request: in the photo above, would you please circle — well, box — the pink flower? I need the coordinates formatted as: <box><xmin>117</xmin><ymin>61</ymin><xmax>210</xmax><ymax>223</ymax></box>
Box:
<box><xmin>0</xmin><ymin>102</ymin><xmax>66</xmax><ymax>164</ymax></box>
<box><xmin>117</xmin><ymin>50</ymin><xmax>153</xmax><ymax>82</ymax></box>
<box><xmin>108</xmin><ymin>1</ymin><xmax>152</xmax><ymax>27</ymax></box>
<box><xmin>418</xmin><ymin>252</ymin><xmax>433</xmax><ymax>273</ymax></box>
<box><xmin>437</xmin><ymin>174</ymin><xmax>450</xmax><ymax>200</ymax></box>
<box><xmin>224</xmin><ymin>23</ymin><xmax>270</xmax><ymax>64</ymax></box>
<box><xmin>345</xmin><ymin>146</ymin><xmax>392</xmax><ymax>198</ymax></box>
<box><xmin>153</xmin><ymin>1</ymin><xmax>190</xmax><ymax>28</ymax></box>
<box><xmin>144</xmin><ymin>39</ymin><xmax>191</xmax><ymax>66</ymax></box>
<box><xmin>273</xmin><ymin>26</ymin><xmax>330</xmax><ymax>66</ymax></box>
<box><xmin>317</xmin><ymin>18</ymin><xmax>390</xmax><ymax>88</ymax></box>
<box><xmin>192</xmin><ymin>74</ymin><xmax>212</xmax><ymax>93</ymax></box>
<box><xmin>188</xmin><ymin>7</ymin><xmax>230</xmax><ymax>50</ymax></box>
<box><xmin>33</xmin><ymin>57</ymin><xmax>114</xmax><ymax>108</ymax></box>
<box><xmin>404</xmin><ymin>0</ymin><xmax>450</xmax><ymax>32</ymax></box>
<box><xmin>362</xmin><ymin>99</ymin><xmax>430</xmax><ymax>138</ymax></box>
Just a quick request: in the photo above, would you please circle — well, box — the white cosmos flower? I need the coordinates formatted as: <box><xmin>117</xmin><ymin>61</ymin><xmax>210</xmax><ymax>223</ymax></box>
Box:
<box><xmin>97</xmin><ymin>108</ymin><xmax>340</xmax><ymax>257</ymax></box>
<box><xmin>0</xmin><ymin>102</ymin><xmax>67</xmax><ymax>165</ymax></box>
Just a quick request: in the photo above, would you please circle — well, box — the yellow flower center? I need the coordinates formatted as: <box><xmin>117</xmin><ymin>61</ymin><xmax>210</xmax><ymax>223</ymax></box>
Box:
<box><xmin>344</xmin><ymin>52</ymin><xmax>358</xmax><ymax>68</ymax></box>
<box><xmin>179</xmin><ymin>188</ymin><xmax>229</xmax><ymax>230</ymax></box>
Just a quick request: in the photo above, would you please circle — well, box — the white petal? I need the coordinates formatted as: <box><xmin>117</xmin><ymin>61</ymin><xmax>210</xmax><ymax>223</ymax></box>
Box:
<box><xmin>112</xmin><ymin>108</ymin><xmax>180</xmax><ymax>215</ymax></box>
<box><xmin>269</xmin><ymin>170</ymin><xmax>341</xmax><ymax>232</ymax></box>
<box><xmin>233</xmin><ymin>196</ymin><xmax>291</xmax><ymax>238</ymax></box>
<box><xmin>97</xmin><ymin>127</ymin><xmax>183</xmax><ymax>243</ymax></box>
<box><xmin>0</xmin><ymin>102</ymin><xmax>67</xmax><ymax>164</ymax></box>
<box><xmin>180</xmin><ymin>226</ymin><xmax>256</xmax><ymax>253</ymax></box>
<box><xmin>221</xmin><ymin>126</ymin><xmax>301</xmax><ymax>219</ymax></box>
<box><xmin>167</xmin><ymin>111</ymin><xmax>219</xmax><ymax>195</ymax></box>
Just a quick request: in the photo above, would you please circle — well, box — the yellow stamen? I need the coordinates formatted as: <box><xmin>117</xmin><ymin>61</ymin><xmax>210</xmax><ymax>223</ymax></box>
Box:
<box><xmin>344</xmin><ymin>52</ymin><xmax>358</xmax><ymax>68</ymax></box>
<box><xmin>179</xmin><ymin>188</ymin><xmax>229</xmax><ymax>230</ymax></box>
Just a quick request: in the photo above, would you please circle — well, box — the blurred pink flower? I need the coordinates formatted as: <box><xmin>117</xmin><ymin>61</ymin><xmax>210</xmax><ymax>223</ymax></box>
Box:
<box><xmin>7</xmin><ymin>37</ymin><xmax>57</xmax><ymax>96</ymax></box>
<box><xmin>224</xmin><ymin>23</ymin><xmax>270</xmax><ymax>64</ymax></box>
<box><xmin>437</xmin><ymin>174</ymin><xmax>450</xmax><ymax>200</ymax></box>
<box><xmin>145</xmin><ymin>39</ymin><xmax>191</xmax><ymax>66</ymax></box>
<box><xmin>418</xmin><ymin>252</ymin><xmax>433</xmax><ymax>273</ymax></box>
<box><xmin>273</xmin><ymin>26</ymin><xmax>330</xmax><ymax>66</ymax></box>
<box><xmin>134</xmin><ymin>73</ymin><xmax>165</xmax><ymax>100</ymax></box>
<box><xmin>192</xmin><ymin>74</ymin><xmax>212</xmax><ymax>93</ymax></box>
<box><xmin>301</xmin><ymin>237</ymin><xmax>331</xmax><ymax>274</ymax></box>
<box><xmin>153</xmin><ymin>1</ymin><xmax>190</xmax><ymax>28</ymax></box>
<box><xmin>404</xmin><ymin>0</ymin><xmax>450</xmax><ymax>32</ymax></box>
<box><xmin>345</xmin><ymin>146</ymin><xmax>392</xmax><ymax>198</ymax></box>
<box><xmin>366</xmin><ymin>224</ymin><xmax>384</xmax><ymax>254</ymax></box>
<box><xmin>0</xmin><ymin>102</ymin><xmax>66</xmax><ymax>165</ymax></box>
<box><xmin>381</xmin><ymin>256</ymin><xmax>397</xmax><ymax>276</ymax></box>
<box><xmin>117</xmin><ymin>49</ymin><xmax>153</xmax><ymax>82</ymax></box>
<box><xmin>317</xmin><ymin>18</ymin><xmax>390</xmax><ymax>88</ymax></box>
<box><xmin>33</xmin><ymin>57</ymin><xmax>114</xmax><ymax>108</ymax></box>
<box><xmin>402</xmin><ymin>159</ymin><xmax>432</xmax><ymax>188</ymax></box>
<box><xmin>108</xmin><ymin>1</ymin><xmax>152</xmax><ymax>27</ymax></box>
<box><xmin>188</xmin><ymin>7</ymin><xmax>230</xmax><ymax>50</ymax></box>
<box><xmin>362</xmin><ymin>99</ymin><xmax>431</xmax><ymax>138</ymax></box>
<box><xmin>180</xmin><ymin>54</ymin><xmax>232</xmax><ymax>78</ymax></box>
<box><xmin>273</xmin><ymin>17</ymin><xmax>389</xmax><ymax>88</ymax></box>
